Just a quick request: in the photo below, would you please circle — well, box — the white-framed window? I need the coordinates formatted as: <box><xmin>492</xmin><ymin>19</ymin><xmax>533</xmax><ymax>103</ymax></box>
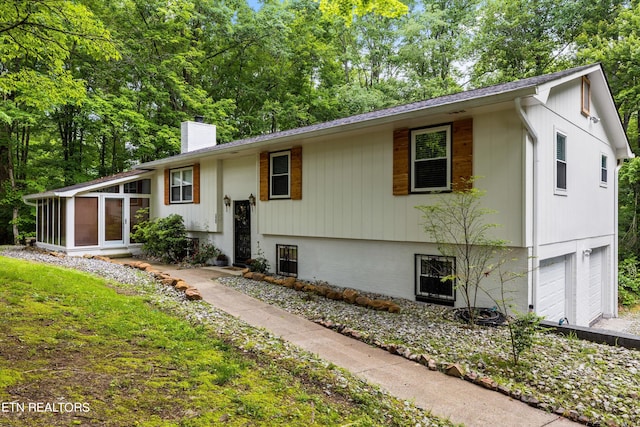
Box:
<box><xmin>415</xmin><ymin>254</ymin><xmax>455</xmax><ymax>305</ymax></box>
<box><xmin>411</xmin><ymin>125</ymin><xmax>452</xmax><ymax>192</ymax></box>
<box><xmin>270</xmin><ymin>151</ymin><xmax>290</xmax><ymax>198</ymax></box>
<box><xmin>555</xmin><ymin>131</ymin><xmax>567</xmax><ymax>193</ymax></box>
<box><xmin>600</xmin><ymin>154</ymin><xmax>608</xmax><ymax>187</ymax></box>
<box><xmin>170</xmin><ymin>167</ymin><xmax>193</xmax><ymax>203</ymax></box>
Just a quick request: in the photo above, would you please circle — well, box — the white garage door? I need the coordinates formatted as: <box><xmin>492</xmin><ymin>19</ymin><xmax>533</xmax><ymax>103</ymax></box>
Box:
<box><xmin>538</xmin><ymin>256</ymin><xmax>567</xmax><ymax>324</ymax></box>
<box><xmin>589</xmin><ymin>247</ymin><xmax>604</xmax><ymax>323</ymax></box>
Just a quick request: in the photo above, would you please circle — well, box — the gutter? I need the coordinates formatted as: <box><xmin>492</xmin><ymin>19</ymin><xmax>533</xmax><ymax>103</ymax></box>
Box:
<box><xmin>515</xmin><ymin>97</ymin><xmax>539</xmax><ymax>311</ymax></box>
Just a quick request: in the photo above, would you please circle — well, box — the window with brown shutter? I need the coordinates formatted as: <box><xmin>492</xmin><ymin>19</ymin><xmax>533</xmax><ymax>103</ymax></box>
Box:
<box><xmin>393</xmin><ymin>118</ymin><xmax>473</xmax><ymax>194</ymax></box>
<box><xmin>164</xmin><ymin>164</ymin><xmax>200</xmax><ymax>204</ymax></box>
<box><xmin>259</xmin><ymin>147</ymin><xmax>302</xmax><ymax>200</ymax></box>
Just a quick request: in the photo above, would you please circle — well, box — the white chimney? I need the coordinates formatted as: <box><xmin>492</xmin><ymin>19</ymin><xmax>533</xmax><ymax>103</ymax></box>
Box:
<box><xmin>181</xmin><ymin>120</ymin><xmax>216</xmax><ymax>153</ymax></box>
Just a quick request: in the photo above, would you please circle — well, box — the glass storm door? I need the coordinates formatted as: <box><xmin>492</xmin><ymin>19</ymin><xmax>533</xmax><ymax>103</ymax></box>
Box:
<box><xmin>234</xmin><ymin>200</ymin><xmax>252</xmax><ymax>265</ymax></box>
<box><xmin>104</xmin><ymin>198</ymin><xmax>124</xmax><ymax>244</ymax></box>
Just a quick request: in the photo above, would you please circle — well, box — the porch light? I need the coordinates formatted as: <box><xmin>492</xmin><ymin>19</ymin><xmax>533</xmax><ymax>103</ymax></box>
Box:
<box><xmin>248</xmin><ymin>193</ymin><xmax>256</xmax><ymax>207</ymax></box>
<box><xmin>223</xmin><ymin>194</ymin><xmax>231</xmax><ymax>211</ymax></box>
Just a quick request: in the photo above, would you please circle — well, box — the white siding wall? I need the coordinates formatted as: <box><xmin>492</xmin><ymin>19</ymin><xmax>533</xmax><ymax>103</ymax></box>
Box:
<box><xmin>530</xmin><ymin>80</ymin><xmax>616</xmax><ymax>244</ymax></box>
<box><xmin>151</xmin><ymin>157</ymin><xmax>222</xmax><ymax>233</ymax></box>
<box><xmin>258</xmin><ymin>234</ymin><xmax>530</xmax><ymax>312</ymax></box>
<box><xmin>258</xmin><ymin>113</ymin><xmax>525</xmax><ymax>247</ymax></box>
<box><xmin>528</xmin><ymin>77</ymin><xmax>618</xmax><ymax>326</ymax></box>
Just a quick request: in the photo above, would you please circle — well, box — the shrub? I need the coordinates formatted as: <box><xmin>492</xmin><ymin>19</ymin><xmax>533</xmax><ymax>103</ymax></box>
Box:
<box><xmin>619</xmin><ymin>257</ymin><xmax>640</xmax><ymax>306</ymax></box>
<box><xmin>131</xmin><ymin>212</ymin><xmax>189</xmax><ymax>263</ymax></box>
<box><xmin>189</xmin><ymin>242</ymin><xmax>221</xmax><ymax>265</ymax></box>
<box><xmin>507</xmin><ymin>312</ymin><xmax>542</xmax><ymax>366</ymax></box>
<box><xmin>249</xmin><ymin>242</ymin><xmax>270</xmax><ymax>273</ymax></box>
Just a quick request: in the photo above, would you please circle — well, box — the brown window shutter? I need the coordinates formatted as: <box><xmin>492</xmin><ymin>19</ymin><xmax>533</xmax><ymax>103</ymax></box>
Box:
<box><xmin>290</xmin><ymin>146</ymin><xmax>302</xmax><ymax>200</ymax></box>
<box><xmin>452</xmin><ymin>118</ymin><xmax>473</xmax><ymax>191</ymax></box>
<box><xmin>193</xmin><ymin>163</ymin><xmax>200</xmax><ymax>204</ymax></box>
<box><xmin>260</xmin><ymin>152</ymin><xmax>269</xmax><ymax>201</ymax></box>
<box><xmin>164</xmin><ymin>169</ymin><xmax>170</xmax><ymax>205</ymax></box>
<box><xmin>393</xmin><ymin>128</ymin><xmax>410</xmax><ymax>195</ymax></box>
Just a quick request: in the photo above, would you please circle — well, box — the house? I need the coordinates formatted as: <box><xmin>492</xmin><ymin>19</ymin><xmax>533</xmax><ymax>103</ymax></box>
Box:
<box><xmin>24</xmin><ymin>63</ymin><xmax>633</xmax><ymax>327</ymax></box>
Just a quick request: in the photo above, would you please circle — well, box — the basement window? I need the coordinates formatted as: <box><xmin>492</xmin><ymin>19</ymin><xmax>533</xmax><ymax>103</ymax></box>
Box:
<box><xmin>276</xmin><ymin>244</ymin><xmax>298</xmax><ymax>277</ymax></box>
<box><xmin>415</xmin><ymin>254</ymin><xmax>455</xmax><ymax>305</ymax></box>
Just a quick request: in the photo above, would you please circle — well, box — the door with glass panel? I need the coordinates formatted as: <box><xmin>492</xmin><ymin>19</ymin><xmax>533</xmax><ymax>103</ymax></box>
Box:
<box><xmin>104</xmin><ymin>198</ymin><xmax>124</xmax><ymax>245</ymax></box>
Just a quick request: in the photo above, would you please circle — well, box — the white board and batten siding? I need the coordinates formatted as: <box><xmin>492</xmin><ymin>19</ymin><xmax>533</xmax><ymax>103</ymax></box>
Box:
<box><xmin>258</xmin><ymin>113</ymin><xmax>525</xmax><ymax>247</ymax></box>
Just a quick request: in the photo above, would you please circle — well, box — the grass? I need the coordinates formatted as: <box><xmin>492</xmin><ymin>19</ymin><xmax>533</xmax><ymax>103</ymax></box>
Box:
<box><xmin>0</xmin><ymin>256</ymin><xmax>452</xmax><ymax>426</ymax></box>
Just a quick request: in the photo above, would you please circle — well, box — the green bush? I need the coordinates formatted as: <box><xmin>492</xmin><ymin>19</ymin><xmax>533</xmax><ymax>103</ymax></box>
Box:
<box><xmin>249</xmin><ymin>242</ymin><xmax>270</xmax><ymax>273</ymax></box>
<box><xmin>619</xmin><ymin>257</ymin><xmax>640</xmax><ymax>306</ymax></box>
<box><xmin>131</xmin><ymin>212</ymin><xmax>189</xmax><ymax>263</ymax></box>
<box><xmin>189</xmin><ymin>242</ymin><xmax>221</xmax><ymax>265</ymax></box>
<box><xmin>507</xmin><ymin>312</ymin><xmax>542</xmax><ymax>366</ymax></box>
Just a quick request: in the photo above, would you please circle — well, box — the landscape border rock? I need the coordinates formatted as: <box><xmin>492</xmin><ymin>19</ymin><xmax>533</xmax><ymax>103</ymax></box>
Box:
<box><xmin>242</xmin><ymin>271</ymin><xmax>401</xmax><ymax>314</ymax></box>
<box><xmin>82</xmin><ymin>255</ymin><xmax>203</xmax><ymax>302</ymax></box>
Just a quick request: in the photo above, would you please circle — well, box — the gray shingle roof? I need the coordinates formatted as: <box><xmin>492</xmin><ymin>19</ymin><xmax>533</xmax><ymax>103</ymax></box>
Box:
<box><xmin>147</xmin><ymin>64</ymin><xmax>598</xmax><ymax>162</ymax></box>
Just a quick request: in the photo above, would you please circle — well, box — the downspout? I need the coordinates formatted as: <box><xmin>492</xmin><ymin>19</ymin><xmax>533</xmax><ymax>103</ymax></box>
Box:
<box><xmin>515</xmin><ymin>97</ymin><xmax>538</xmax><ymax>311</ymax></box>
<box><xmin>613</xmin><ymin>159</ymin><xmax>623</xmax><ymax>318</ymax></box>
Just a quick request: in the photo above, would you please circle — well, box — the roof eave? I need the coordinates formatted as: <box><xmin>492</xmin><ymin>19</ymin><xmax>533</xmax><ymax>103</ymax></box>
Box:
<box><xmin>23</xmin><ymin>170</ymin><xmax>154</xmax><ymax>200</ymax></box>
<box><xmin>136</xmin><ymin>86</ymin><xmax>538</xmax><ymax>170</ymax></box>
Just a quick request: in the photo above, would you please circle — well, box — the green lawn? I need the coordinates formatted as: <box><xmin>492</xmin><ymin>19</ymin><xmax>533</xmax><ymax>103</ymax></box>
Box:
<box><xmin>0</xmin><ymin>256</ymin><xmax>449</xmax><ymax>426</ymax></box>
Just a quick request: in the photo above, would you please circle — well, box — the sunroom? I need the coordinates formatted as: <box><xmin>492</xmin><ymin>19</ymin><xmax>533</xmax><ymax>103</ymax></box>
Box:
<box><xmin>23</xmin><ymin>169</ymin><xmax>153</xmax><ymax>256</ymax></box>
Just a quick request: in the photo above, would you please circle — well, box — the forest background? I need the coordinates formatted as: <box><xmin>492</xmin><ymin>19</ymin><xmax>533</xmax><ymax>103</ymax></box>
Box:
<box><xmin>2</xmin><ymin>0</ymin><xmax>640</xmax><ymax>299</ymax></box>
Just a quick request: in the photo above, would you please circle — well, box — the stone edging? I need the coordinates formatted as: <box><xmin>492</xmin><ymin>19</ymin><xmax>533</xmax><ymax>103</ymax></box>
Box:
<box><xmin>314</xmin><ymin>318</ymin><xmax>598</xmax><ymax>426</ymax></box>
<box><xmin>81</xmin><ymin>255</ymin><xmax>203</xmax><ymax>301</ymax></box>
<box><xmin>242</xmin><ymin>271</ymin><xmax>401</xmax><ymax>313</ymax></box>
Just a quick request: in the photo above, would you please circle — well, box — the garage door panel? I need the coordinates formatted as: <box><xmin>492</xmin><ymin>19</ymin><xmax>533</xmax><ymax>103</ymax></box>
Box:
<box><xmin>538</xmin><ymin>256</ymin><xmax>567</xmax><ymax>323</ymax></box>
<box><xmin>589</xmin><ymin>248</ymin><xmax>604</xmax><ymax>323</ymax></box>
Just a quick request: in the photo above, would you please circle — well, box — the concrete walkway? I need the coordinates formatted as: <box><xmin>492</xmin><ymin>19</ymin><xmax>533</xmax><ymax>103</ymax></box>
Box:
<box><xmin>147</xmin><ymin>264</ymin><xmax>579</xmax><ymax>427</ymax></box>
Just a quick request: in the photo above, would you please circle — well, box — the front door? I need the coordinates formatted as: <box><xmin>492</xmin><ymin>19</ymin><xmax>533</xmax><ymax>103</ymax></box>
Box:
<box><xmin>104</xmin><ymin>197</ymin><xmax>124</xmax><ymax>245</ymax></box>
<box><xmin>234</xmin><ymin>200</ymin><xmax>251</xmax><ymax>265</ymax></box>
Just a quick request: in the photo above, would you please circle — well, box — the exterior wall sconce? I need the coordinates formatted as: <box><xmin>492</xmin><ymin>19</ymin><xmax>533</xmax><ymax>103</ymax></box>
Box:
<box><xmin>583</xmin><ymin>248</ymin><xmax>592</xmax><ymax>257</ymax></box>
<box><xmin>223</xmin><ymin>195</ymin><xmax>231</xmax><ymax>211</ymax></box>
<box><xmin>248</xmin><ymin>193</ymin><xmax>256</xmax><ymax>208</ymax></box>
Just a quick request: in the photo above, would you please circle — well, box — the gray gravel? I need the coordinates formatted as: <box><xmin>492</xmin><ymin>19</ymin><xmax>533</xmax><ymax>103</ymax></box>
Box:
<box><xmin>215</xmin><ymin>276</ymin><xmax>640</xmax><ymax>427</ymax></box>
<box><xmin>1</xmin><ymin>247</ymin><xmax>450</xmax><ymax>427</ymax></box>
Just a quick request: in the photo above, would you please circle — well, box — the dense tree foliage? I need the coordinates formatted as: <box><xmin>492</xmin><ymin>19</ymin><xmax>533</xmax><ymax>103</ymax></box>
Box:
<box><xmin>1</xmin><ymin>0</ymin><xmax>639</xmax><ymax>256</ymax></box>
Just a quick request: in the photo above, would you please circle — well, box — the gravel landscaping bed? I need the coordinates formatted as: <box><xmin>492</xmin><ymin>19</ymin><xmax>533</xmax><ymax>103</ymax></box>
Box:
<box><xmin>0</xmin><ymin>247</ymin><xmax>450</xmax><ymax>427</ymax></box>
<box><xmin>215</xmin><ymin>275</ymin><xmax>640</xmax><ymax>427</ymax></box>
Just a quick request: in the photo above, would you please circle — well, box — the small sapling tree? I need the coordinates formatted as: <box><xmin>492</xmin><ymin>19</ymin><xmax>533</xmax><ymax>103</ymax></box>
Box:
<box><xmin>416</xmin><ymin>181</ymin><xmax>508</xmax><ymax>326</ymax></box>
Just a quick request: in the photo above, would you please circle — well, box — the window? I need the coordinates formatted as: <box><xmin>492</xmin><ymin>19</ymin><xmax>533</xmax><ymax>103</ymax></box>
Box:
<box><xmin>415</xmin><ymin>254</ymin><xmax>455</xmax><ymax>305</ymax></box>
<box><xmin>260</xmin><ymin>147</ymin><xmax>302</xmax><ymax>201</ymax></box>
<box><xmin>170</xmin><ymin>167</ymin><xmax>193</xmax><ymax>203</ymax></box>
<box><xmin>124</xmin><ymin>179</ymin><xmax>151</xmax><ymax>194</ymax></box>
<box><xmin>270</xmin><ymin>151</ymin><xmax>290</xmax><ymax>198</ymax></box>
<box><xmin>581</xmin><ymin>76</ymin><xmax>591</xmax><ymax>117</ymax></box>
<box><xmin>411</xmin><ymin>125</ymin><xmax>451</xmax><ymax>192</ymax></box>
<box><xmin>130</xmin><ymin>198</ymin><xmax>150</xmax><ymax>243</ymax></box>
<box><xmin>600</xmin><ymin>154</ymin><xmax>608</xmax><ymax>186</ymax></box>
<box><xmin>75</xmin><ymin>197</ymin><xmax>99</xmax><ymax>246</ymax></box>
<box><xmin>555</xmin><ymin>132</ymin><xmax>567</xmax><ymax>192</ymax></box>
<box><xmin>276</xmin><ymin>244</ymin><xmax>298</xmax><ymax>277</ymax></box>
<box><xmin>96</xmin><ymin>185</ymin><xmax>119</xmax><ymax>193</ymax></box>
